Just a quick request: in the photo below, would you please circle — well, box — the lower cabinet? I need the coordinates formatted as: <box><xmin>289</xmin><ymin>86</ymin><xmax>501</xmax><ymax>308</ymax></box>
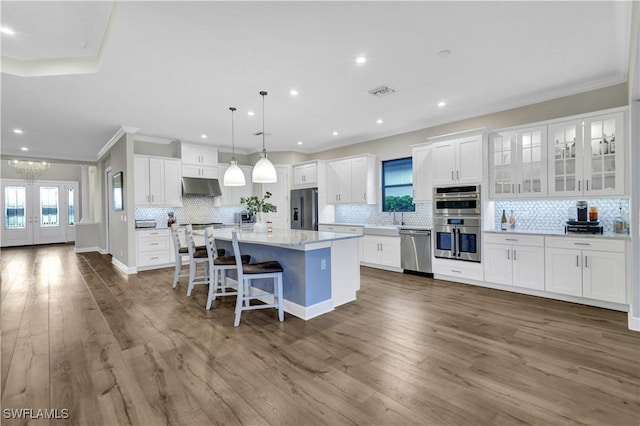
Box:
<box><xmin>484</xmin><ymin>234</ymin><xmax>544</xmax><ymax>291</ymax></box>
<box><xmin>545</xmin><ymin>238</ymin><xmax>626</xmax><ymax>304</ymax></box>
<box><xmin>136</xmin><ymin>229</ymin><xmax>174</xmax><ymax>270</ymax></box>
<box><xmin>318</xmin><ymin>224</ymin><xmax>363</xmax><ymax>261</ymax></box>
<box><xmin>361</xmin><ymin>235</ymin><xmax>401</xmax><ymax>269</ymax></box>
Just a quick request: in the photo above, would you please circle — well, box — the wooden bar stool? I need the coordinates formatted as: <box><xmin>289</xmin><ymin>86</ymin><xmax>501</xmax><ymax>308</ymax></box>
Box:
<box><xmin>185</xmin><ymin>224</ymin><xmax>209</xmax><ymax>296</ymax></box>
<box><xmin>203</xmin><ymin>227</ymin><xmax>250</xmax><ymax>310</ymax></box>
<box><xmin>231</xmin><ymin>230</ymin><xmax>284</xmax><ymax>327</ymax></box>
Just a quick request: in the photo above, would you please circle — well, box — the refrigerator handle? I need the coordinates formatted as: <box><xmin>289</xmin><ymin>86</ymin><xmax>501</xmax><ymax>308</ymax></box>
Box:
<box><xmin>300</xmin><ymin>197</ymin><xmax>304</xmax><ymax>228</ymax></box>
<box><xmin>312</xmin><ymin>189</ymin><xmax>318</xmax><ymax>230</ymax></box>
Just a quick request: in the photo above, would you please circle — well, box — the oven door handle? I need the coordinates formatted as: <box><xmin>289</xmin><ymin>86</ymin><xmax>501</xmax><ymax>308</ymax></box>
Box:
<box><xmin>452</xmin><ymin>228</ymin><xmax>458</xmax><ymax>258</ymax></box>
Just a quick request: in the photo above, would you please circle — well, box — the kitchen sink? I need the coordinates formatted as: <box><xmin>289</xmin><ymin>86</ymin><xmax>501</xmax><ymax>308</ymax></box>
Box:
<box><xmin>363</xmin><ymin>225</ymin><xmax>400</xmax><ymax>236</ymax></box>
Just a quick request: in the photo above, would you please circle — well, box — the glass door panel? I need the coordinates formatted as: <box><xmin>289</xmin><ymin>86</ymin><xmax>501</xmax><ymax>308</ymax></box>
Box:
<box><xmin>40</xmin><ymin>186</ymin><xmax>59</xmax><ymax>227</ymax></box>
<box><xmin>5</xmin><ymin>186</ymin><xmax>26</xmax><ymax>229</ymax></box>
<box><xmin>549</xmin><ymin>122</ymin><xmax>581</xmax><ymax>196</ymax></box>
<box><xmin>489</xmin><ymin>132</ymin><xmax>515</xmax><ymax>198</ymax></box>
<box><xmin>583</xmin><ymin>113</ymin><xmax>623</xmax><ymax>196</ymax></box>
<box><xmin>518</xmin><ymin>128</ymin><xmax>546</xmax><ymax>196</ymax></box>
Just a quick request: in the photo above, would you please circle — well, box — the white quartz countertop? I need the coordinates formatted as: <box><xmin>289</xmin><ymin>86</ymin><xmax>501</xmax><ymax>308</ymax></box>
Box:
<box><xmin>484</xmin><ymin>229</ymin><xmax>631</xmax><ymax>240</ymax></box>
<box><xmin>194</xmin><ymin>228</ymin><xmax>363</xmax><ymax>248</ymax></box>
<box><xmin>319</xmin><ymin>222</ymin><xmax>431</xmax><ymax>231</ymax></box>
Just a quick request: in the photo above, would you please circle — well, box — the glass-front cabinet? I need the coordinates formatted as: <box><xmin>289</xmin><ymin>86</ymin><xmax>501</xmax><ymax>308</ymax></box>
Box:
<box><xmin>548</xmin><ymin>112</ymin><xmax>624</xmax><ymax>197</ymax></box>
<box><xmin>489</xmin><ymin>125</ymin><xmax>546</xmax><ymax>199</ymax></box>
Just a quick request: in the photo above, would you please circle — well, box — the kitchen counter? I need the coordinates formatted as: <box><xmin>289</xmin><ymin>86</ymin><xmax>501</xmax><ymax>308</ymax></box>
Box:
<box><xmin>194</xmin><ymin>228</ymin><xmax>362</xmax><ymax>320</ymax></box>
<box><xmin>319</xmin><ymin>222</ymin><xmax>431</xmax><ymax>237</ymax></box>
<box><xmin>484</xmin><ymin>229</ymin><xmax>631</xmax><ymax>240</ymax></box>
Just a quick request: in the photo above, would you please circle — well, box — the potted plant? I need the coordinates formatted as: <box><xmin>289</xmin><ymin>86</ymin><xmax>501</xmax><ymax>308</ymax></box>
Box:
<box><xmin>241</xmin><ymin>192</ymin><xmax>277</xmax><ymax>232</ymax></box>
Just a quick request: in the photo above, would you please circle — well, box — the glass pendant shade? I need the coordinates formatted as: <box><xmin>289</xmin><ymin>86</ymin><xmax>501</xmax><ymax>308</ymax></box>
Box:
<box><xmin>252</xmin><ymin>90</ymin><xmax>277</xmax><ymax>183</ymax></box>
<box><xmin>252</xmin><ymin>149</ymin><xmax>277</xmax><ymax>183</ymax></box>
<box><xmin>223</xmin><ymin>106</ymin><xmax>246</xmax><ymax>186</ymax></box>
<box><xmin>223</xmin><ymin>158</ymin><xmax>245</xmax><ymax>186</ymax></box>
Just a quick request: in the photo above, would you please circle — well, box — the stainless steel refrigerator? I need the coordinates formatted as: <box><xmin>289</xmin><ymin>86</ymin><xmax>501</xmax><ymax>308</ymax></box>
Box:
<box><xmin>290</xmin><ymin>188</ymin><xmax>318</xmax><ymax>231</ymax></box>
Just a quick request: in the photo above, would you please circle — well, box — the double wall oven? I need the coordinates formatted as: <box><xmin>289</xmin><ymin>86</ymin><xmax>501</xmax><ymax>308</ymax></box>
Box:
<box><xmin>433</xmin><ymin>185</ymin><xmax>481</xmax><ymax>263</ymax></box>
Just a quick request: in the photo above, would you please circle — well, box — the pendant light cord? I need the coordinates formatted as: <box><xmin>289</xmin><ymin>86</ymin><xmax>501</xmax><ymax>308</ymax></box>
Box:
<box><xmin>229</xmin><ymin>106</ymin><xmax>236</xmax><ymax>158</ymax></box>
<box><xmin>260</xmin><ymin>91</ymin><xmax>268</xmax><ymax>153</ymax></box>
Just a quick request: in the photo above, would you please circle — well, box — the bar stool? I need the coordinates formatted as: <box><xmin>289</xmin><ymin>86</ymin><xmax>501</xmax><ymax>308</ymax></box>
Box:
<box><xmin>170</xmin><ymin>224</ymin><xmax>189</xmax><ymax>289</ymax></box>
<box><xmin>185</xmin><ymin>225</ymin><xmax>210</xmax><ymax>296</ymax></box>
<box><xmin>231</xmin><ymin>230</ymin><xmax>284</xmax><ymax>327</ymax></box>
<box><xmin>203</xmin><ymin>227</ymin><xmax>250</xmax><ymax>310</ymax></box>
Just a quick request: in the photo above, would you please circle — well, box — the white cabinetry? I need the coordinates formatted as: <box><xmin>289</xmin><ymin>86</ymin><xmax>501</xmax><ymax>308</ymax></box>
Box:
<box><xmin>180</xmin><ymin>143</ymin><xmax>218</xmax><ymax>178</ymax></box>
<box><xmin>489</xmin><ymin>126</ymin><xmax>547</xmax><ymax>199</ymax></box>
<box><xmin>484</xmin><ymin>233</ymin><xmax>544</xmax><ymax>290</ymax></box>
<box><xmin>548</xmin><ymin>112</ymin><xmax>624</xmax><ymax>197</ymax></box>
<box><xmin>318</xmin><ymin>224</ymin><xmax>364</xmax><ymax>261</ymax></box>
<box><xmin>134</xmin><ymin>156</ymin><xmax>182</xmax><ymax>207</ymax></box>
<box><xmin>545</xmin><ymin>237</ymin><xmax>626</xmax><ymax>304</ymax></box>
<box><xmin>136</xmin><ymin>229</ymin><xmax>174</xmax><ymax>270</ymax></box>
<box><xmin>217</xmin><ymin>164</ymin><xmax>253</xmax><ymax>205</ymax></box>
<box><xmin>260</xmin><ymin>165</ymin><xmax>290</xmax><ymax>230</ymax></box>
<box><xmin>411</xmin><ymin>144</ymin><xmax>433</xmax><ymax>202</ymax></box>
<box><xmin>326</xmin><ymin>154</ymin><xmax>376</xmax><ymax>204</ymax></box>
<box><xmin>293</xmin><ymin>162</ymin><xmax>318</xmax><ymax>188</ymax></box>
<box><xmin>432</xmin><ymin>134</ymin><xmax>483</xmax><ymax>186</ymax></box>
<box><xmin>361</xmin><ymin>235</ymin><xmax>401</xmax><ymax>270</ymax></box>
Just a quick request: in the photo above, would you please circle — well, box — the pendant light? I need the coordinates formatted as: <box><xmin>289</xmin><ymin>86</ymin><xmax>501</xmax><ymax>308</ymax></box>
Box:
<box><xmin>252</xmin><ymin>90</ymin><xmax>277</xmax><ymax>183</ymax></box>
<box><xmin>223</xmin><ymin>107</ymin><xmax>246</xmax><ymax>186</ymax></box>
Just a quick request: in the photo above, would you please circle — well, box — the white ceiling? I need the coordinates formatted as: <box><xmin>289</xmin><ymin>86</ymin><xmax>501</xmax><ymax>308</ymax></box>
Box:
<box><xmin>0</xmin><ymin>1</ymin><xmax>632</xmax><ymax>163</ymax></box>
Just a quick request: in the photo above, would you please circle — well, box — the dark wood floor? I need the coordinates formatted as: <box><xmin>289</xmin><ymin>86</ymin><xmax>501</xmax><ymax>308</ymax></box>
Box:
<box><xmin>1</xmin><ymin>244</ymin><xmax>639</xmax><ymax>426</ymax></box>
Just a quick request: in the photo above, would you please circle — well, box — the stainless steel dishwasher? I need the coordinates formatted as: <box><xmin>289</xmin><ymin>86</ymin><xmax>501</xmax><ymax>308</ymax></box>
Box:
<box><xmin>400</xmin><ymin>228</ymin><xmax>432</xmax><ymax>274</ymax></box>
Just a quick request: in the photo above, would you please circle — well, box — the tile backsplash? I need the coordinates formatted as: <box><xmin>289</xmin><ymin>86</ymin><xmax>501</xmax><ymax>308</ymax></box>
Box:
<box><xmin>135</xmin><ymin>196</ymin><xmax>244</xmax><ymax>226</ymax></box>
<box><xmin>494</xmin><ymin>198</ymin><xmax>630</xmax><ymax>233</ymax></box>
<box><xmin>335</xmin><ymin>202</ymin><xmax>433</xmax><ymax>227</ymax></box>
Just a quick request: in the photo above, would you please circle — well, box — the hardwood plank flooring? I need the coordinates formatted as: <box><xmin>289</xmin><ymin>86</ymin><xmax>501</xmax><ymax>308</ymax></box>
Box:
<box><xmin>1</xmin><ymin>244</ymin><xmax>638</xmax><ymax>425</ymax></box>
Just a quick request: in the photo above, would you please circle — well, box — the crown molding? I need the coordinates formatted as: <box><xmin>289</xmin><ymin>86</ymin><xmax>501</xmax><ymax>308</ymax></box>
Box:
<box><xmin>96</xmin><ymin>125</ymin><xmax>139</xmax><ymax>161</ymax></box>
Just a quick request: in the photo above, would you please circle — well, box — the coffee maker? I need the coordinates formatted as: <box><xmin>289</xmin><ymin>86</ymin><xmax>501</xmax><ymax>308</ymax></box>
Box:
<box><xmin>566</xmin><ymin>200</ymin><xmax>603</xmax><ymax>234</ymax></box>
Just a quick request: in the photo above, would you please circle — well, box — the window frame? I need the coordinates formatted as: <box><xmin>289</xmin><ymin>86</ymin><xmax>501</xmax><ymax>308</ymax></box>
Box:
<box><xmin>381</xmin><ymin>157</ymin><xmax>415</xmax><ymax>212</ymax></box>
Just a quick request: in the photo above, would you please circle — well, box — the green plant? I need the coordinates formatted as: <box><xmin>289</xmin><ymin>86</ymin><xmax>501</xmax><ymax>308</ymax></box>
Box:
<box><xmin>384</xmin><ymin>195</ymin><xmax>415</xmax><ymax>212</ymax></box>
<box><xmin>241</xmin><ymin>192</ymin><xmax>277</xmax><ymax>215</ymax></box>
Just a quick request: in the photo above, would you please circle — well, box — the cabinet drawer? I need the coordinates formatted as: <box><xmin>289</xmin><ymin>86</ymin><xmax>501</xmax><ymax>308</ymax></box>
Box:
<box><xmin>433</xmin><ymin>258</ymin><xmax>484</xmax><ymax>281</ymax></box>
<box><xmin>319</xmin><ymin>224</ymin><xmax>363</xmax><ymax>234</ymax></box>
<box><xmin>137</xmin><ymin>250</ymin><xmax>171</xmax><ymax>266</ymax></box>
<box><xmin>545</xmin><ymin>236</ymin><xmax>624</xmax><ymax>253</ymax></box>
<box><xmin>484</xmin><ymin>233</ymin><xmax>544</xmax><ymax>247</ymax></box>
<box><xmin>138</xmin><ymin>236</ymin><xmax>170</xmax><ymax>252</ymax></box>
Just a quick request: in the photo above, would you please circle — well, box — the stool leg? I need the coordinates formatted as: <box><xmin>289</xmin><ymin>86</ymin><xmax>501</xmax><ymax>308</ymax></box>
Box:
<box><xmin>234</xmin><ymin>278</ymin><xmax>245</xmax><ymax>327</ymax></box>
<box><xmin>187</xmin><ymin>258</ymin><xmax>196</xmax><ymax>296</ymax></box>
<box><xmin>172</xmin><ymin>255</ymin><xmax>181</xmax><ymax>288</ymax></box>
<box><xmin>277</xmin><ymin>273</ymin><xmax>284</xmax><ymax>322</ymax></box>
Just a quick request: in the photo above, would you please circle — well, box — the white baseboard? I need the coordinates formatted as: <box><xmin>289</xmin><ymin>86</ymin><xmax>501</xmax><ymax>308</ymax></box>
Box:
<box><xmin>360</xmin><ymin>262</ymin><xmax>403</xmax><ymax>273</ymax></box>
<box><xmin>111</xmin><ymin>257</ymin><xmax>137</xmax><ymax>274</ymax></box>
<box><xmin>74</xmin><ymin>246</ymin><xmax>100</xmax><ymax>253</ymax></box>
<box><xmin>99</xmin><ymin>248</ymin><xmax>109</xmax><ymax>255</ymax></box>
<box><xmin>629</xmin><ymin>313</ymin><xmax>640</xmax><ymax>331</ymax></box>
<box><xmin>250</xmin><ymin>287</ymin><xmax>334</xmax><ymax>320</ymax></box>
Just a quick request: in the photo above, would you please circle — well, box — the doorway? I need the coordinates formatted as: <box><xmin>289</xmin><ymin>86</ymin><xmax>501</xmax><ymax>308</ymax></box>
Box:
<box><xmin>1</xmin><ymin>179</ymin><xmax>78</xmax><ymax>247</ymax></box>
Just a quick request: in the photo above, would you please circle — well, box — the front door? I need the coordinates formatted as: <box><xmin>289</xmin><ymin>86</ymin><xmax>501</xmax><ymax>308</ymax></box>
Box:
<box><xmin>1</xmin><ymin>180</ymin><xmax>76</xmax><ymax>247</ymax></box>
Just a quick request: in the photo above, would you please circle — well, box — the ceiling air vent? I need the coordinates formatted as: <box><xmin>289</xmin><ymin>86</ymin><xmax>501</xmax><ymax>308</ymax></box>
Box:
<box><xmin>368</xmin><ymin>85</ymin><xmax>396</xmax><ymax>97</ymax></box>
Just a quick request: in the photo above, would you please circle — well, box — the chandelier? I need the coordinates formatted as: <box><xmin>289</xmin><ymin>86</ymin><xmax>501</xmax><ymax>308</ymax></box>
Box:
<box><xmin>9</xmin><ymin>160</ymin><xmax>50</xmax><ymax>184</ymax></box>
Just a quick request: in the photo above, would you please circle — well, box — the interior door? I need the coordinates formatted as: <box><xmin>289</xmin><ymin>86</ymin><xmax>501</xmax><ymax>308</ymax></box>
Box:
<box><xmin>1</xmin><ymin>182</ymin><xmax>30</xmax><ymax>246</ymax></box>
<box><xmin>33</xmin><ymin>183</ymin><xmax>66</xmax><ymax>244</ymax></box>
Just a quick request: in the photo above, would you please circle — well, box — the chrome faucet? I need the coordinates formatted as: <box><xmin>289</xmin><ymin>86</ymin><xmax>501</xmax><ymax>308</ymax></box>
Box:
<box><xmin>390</xmin><ymin>209</ymin><xmax>399</xmax><ymax>225</ymax></box>
<box><xmin>401</xmin><ymin>212</ymin><xmax>405</xmax><ymax>226</ymax></box>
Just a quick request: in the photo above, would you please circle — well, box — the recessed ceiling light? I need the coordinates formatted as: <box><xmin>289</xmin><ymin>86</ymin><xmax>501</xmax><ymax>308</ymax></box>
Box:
<box><xmin>290</xmin><ymin>89</ymin><xmax>299</xmax><ymax>96</ymax></box>
<box><xmin>247</xmin><ymin>111</ymin><xmax>254</xmax><ymax>116</ymax></box>
<box><xmin>438</xmin><ymin>101</ymin><xmax>446</xmax><ymax>107</ymax></box>
<box><xmin>438</xmin><ymin>49</ymin><xmax>451</xmax><ymax>57</ymax></box>
<box><xmin>376</xmin><ymin>119</ymin><xmax>383</xmax><ymax>124</ymax></box>
<box><xmin>1</xmin><ymin>27</ymin><xmax>15</xmax><ymax>35</ymax></box>
<box><xmin>297</xmin><ymin>141</ymin><xmax>303</xmax><ymax>145</ymax></box>
<box><xmin>332</xmin><ymin>131</ymin><xmax>339</xmax><ymax>136</ymax></box>
<box><xmin>13</xmin><ymin>129</ymin><xmax>23</xmax><ymax>134</ymax></box>
<box><xmin>356</xmin><ymin>56</ymin><xmax>367</xmax><ymax>64</ymax></box>
<box><xmin>200</xmin><ymin>134</ymin><xmax>207</xmax><ymax>139</ymax></box>
<box><xmin>20</xmin><ymin>147</ymin><xmax>28</xmax><ymax>151</ymax></box>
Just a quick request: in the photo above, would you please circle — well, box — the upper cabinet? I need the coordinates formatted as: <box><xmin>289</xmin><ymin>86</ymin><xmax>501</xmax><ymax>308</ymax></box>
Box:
<box><xmin>179</xmin><ymin>143</ymin><xmax>218</xmax><ymax>178</ymax></box>
<box><xmin>548</xmin><ymin>112</ymin><xmax>624</xmax><ymax>197</ymax></box>
<box><xmin>326</xmin><ymin>154</ymin><xmax>377</xmax><ymax>204</ymax></box>
<box><xmin>411</xmin><ymin>144</ymin><xmax>433</xmax><ymax>202</ymax></box>
<box><xmin>134</xmin><ymin>156</ymin><xmax>182</xmax><ymax>207</ymax></box>
<box><xmin>292</xmin><ymin>161</ymin><xmax>319</xmax><ymax>188</ymax></box>
<box><xmin>216</xmin><ymin>164</ymin><xmax>254</xmax><ymax>205</ymax></box>
<box><xmin>432</xmin><ymin>134</ymin><xmax>483</xmax><ymax>186</ymax></box>
<box><xmin>489</xmin><ymin>126</ymin><xmax>547</xmax><ymax>199</ymax></box>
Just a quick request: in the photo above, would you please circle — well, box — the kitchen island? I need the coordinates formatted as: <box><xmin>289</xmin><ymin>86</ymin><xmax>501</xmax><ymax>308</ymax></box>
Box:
<box><xmin>194</xmin><ymin>228</ymin><xmax>363</xmax><ymax>320</ymax></box>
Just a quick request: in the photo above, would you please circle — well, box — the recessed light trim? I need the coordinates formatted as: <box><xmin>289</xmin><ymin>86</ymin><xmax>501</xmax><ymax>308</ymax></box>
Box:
<box><xmin>13</xmin><ymin>129</ymin><xmax>23</xmax><ymax>134</ymax></box>
<box><xmin>290</xmin><ymin>89</ymin><xmax>299</xmax><ymax>96</ymax></box>
<box><xmin>297</xmin><ymin>141</ymin><xmax>303</xmax><ymax>145</ymax></box>
<box><xmin>20</xmin><ymin>147</ymin><xmax>28</xmax><ymax>151</ymax></box>
<box><xmin>1</xmin><ymin>27</ymin><xmax>15</xmax><ymax>35</ymax></box>
<box><xmin>247</xmin><ymin>111</ymin><xmax>254</xmax><ymax>116</ymax></box>
<box><xmin>376</xmin><ymin>119</ymin><xmax>383</xmax><ymax>124</ymax></box>
<box><xmin>438</xmin><ymin>101</ymin><xmax>446</xmax><ymax>107</ymax></box>
<box><xmin>438</xmin><ymin>49</ymin><xmax>451</xmax><ymax>57</ymax></box>
<box><xmin>332</xmin><ymin>131</ymin><xmax>339</xmax><ymax>136</ymax></box>
<box><xmin>356</xmin><ymin>56</ymin><xmax>367</xmax><ymax>64</ymax></box>
<box><xmin>200</xmin><ymin>134</ymin><xmax>207</xmax><ymax>139</ymax></box>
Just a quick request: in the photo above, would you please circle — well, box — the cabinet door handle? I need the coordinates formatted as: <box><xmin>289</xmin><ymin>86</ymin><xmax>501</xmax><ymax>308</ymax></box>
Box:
<box><xmin>364</xmin><ymin>192</ymin><xmax>366</xmax><ymax>201</ymax></box>
<box><xmin>505</xmin><ymin>238</ymin><xmax>518</xmax><ymax>241</ymax></box>
<box><xmin>518</xmin><ymin>183</ymin><xmax>521</xmax><ymax>193</ymax></box>
<box><xmin>456</xmin><ymin>170</ymin><xmax>459</xmax><ymax>180</ymax></box>
<box><xmin>586</xmin><ymin>180</ymin><xmax>589</xmax><ymax>191</ymax></box>
<box><xmin>576</xmin><ymin>255</ymin><xmax>580</xmax><ymax>267</ymax></box>
<box><xmin>507</xmin><ymin>249</ymin><xmax>510</xmax><ymax>260</ymax></box>
<box><xmin>578</xmin><ymin>180</ymin><xmax>581</xmax><ymax>191</ymax></box>
<box><xmin>513</xmin><ymin>249</ymin><xmax>517</xmax><ymax>260</ymax></box>
<box><xmin>584</xmin><ymin>256</ymin><xmax>588</xmax><ymax>268</ymax></box>
<box><xmin>574</xmin><ymin>242</ymin><xmax>590</xmax><ymax>246</ymax></box>
<box><xmin>512</xmin><ymin>184</ymin><xmax>515</xmax><ymax>193</ymax></box>
<box><xmin>451</xmin><ymin>171</ymin><xmax>454</xmax><ymax>181</ymax></box>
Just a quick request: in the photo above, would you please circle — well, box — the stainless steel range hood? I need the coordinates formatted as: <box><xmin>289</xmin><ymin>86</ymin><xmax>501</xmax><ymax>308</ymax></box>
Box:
<box><xmin>181</xmin><ymin>177</ymin><xmax>222</xmax><ymax>197</ymax></box>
